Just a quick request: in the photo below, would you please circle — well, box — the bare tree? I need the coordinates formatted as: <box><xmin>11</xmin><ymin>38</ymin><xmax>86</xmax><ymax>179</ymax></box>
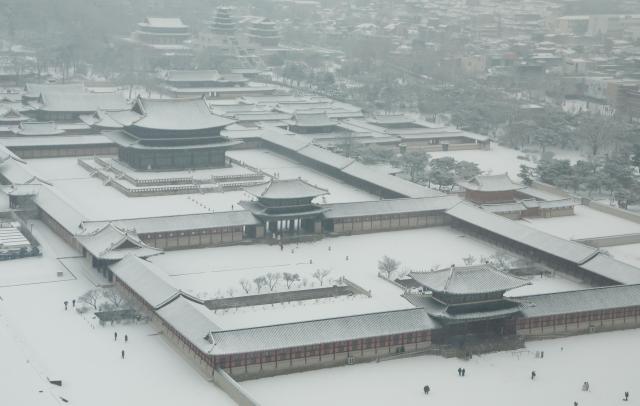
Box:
<box><xmin>253</xmin><ymin>276</ymin><xmax>267</xmax><ymax>293</ymax></box>
<box><xmin>78</xmin><ymin>289</ymin><xmax>101</xmax><ymax>310</ymax></box>
<box><xmin>312</xmin><ymin>269</ymin><xmax>331</xmax><ymax>286</ymax></box>
<box><xmin>488</xmin><ymin>252</ymin><xmax>512</xmax><ymax>272</ymax></box>
<box><xmin>377</xmin><ymin>256</ymin><xmax>400</xmax><ymax>279</ymax></box>
<box><xmin>283</xmin><ymin>272</ymin><xmax>301</xmax><ymax>289</ymax></box>
<box><xmin>102</xmin><ymin>288</ymin><xmax>125</xmax><ymax>308</ymax></box>
<box><xmin>226</xmin><ymin>287</ymin><xmax>236</xmax><ymax>297</ymax></box>
<box><xmin>239</xmin><ymin>278</ymin><xmax>252</xmax><ymax>294</ymax></box>
<box><xmin>462</xmin><ymin>254</ymin><xmax>476</xmax><ymax>266</ymax></box>
<box><xmin>265</xmin><ymin>272</ymin><xmax>283</xmax><ymax>292</ymax></box>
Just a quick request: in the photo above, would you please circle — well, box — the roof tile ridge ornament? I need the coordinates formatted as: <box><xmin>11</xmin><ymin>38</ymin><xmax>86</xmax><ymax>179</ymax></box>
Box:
<box><xmin>443</xmin><ymin>264</ymin><xmax>456</xmax><ymax>294</ymax></box>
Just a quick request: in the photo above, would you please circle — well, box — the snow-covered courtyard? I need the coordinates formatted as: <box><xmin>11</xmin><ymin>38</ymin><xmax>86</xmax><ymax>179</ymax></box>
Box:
<box><xmin>150</xmin><ymin>227</ymin><xmax>589</xmax><ymax>329</ymax></box>
<box><xmin>244</xmin><ymin>328</ymin><xmax>640</xmax><ymax>406</ymax></box>
<box><xmin>523</xmin><ymin>205</ymin><xmax>640</xmax><ymax>240</ymax></box>
<box><xmin>23</xmin><ymin>149</ymin><xmax>376</xmax><ymax>221</ymax></box>
<box><xmin>429</xmin><ymin>143</ymin><xmax>585</xmax><ymax>179</ymax></box>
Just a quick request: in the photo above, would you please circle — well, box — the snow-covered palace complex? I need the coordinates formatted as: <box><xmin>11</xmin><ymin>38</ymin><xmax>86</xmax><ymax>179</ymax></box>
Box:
<box><xmin>2</xmin><ymin>86</ymin><xmax>640</xmax><ymax>404</ymax></box>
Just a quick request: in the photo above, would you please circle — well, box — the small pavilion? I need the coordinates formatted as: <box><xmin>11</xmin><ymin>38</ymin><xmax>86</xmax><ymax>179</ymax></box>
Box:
<box><xmin>408</xmin><ymin>264</ymin><xmax>530</xmax><ymax>342</ymax></box>
<box><xmin>241</xmin><ymin>179</ymin><xmax>328</xmax><ymax>236</ymax></box>
<box><xmin>458</xmin><ymin>173</ymin><xmax>525</xmax><ymax>203</ymax></box>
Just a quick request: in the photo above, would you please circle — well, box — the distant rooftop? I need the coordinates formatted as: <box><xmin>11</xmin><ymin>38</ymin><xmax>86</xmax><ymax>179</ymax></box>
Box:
<box><xmin>459</xmin><ymin>174</ymin><xmax>524</xmax><ymax>192</ymax></box>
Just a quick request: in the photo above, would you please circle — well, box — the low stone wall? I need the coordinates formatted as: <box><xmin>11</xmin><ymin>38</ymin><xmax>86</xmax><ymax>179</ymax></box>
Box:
<box><xmin>204</xmin><ymin>284</ymin><xmax>357</xmax><ymax>310</ymax></box>
<box><xmin>584</xmin><ymin>199</ymin><xmax>640</xmax><ymax>224</ymax></box>
<box><xmin>213</xmin><ymin>368</ymin><xmax>261</xmax><ymax>406</ymax></box>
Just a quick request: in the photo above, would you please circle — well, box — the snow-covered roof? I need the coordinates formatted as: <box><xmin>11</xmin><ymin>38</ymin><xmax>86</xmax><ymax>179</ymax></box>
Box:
<box><xmin>110</xmin><ymin>255</ymin><xmax>179</xmax><ymax>309</ymax></box>
<box><xmin>342</xmin><ymin>161</ymin><xmax>443</xmax><ymax>198</ymax></box>
<box><xmin>83</xmin><ymin>211</ymin><xmax>260</xmax><ymax>235</ymax></box>
<box><xmin>126</xmin><ymin>97</ymin><xmax>234</xmax><ymax>131</ymax></box>
<box><xmin>36</xmin><ymin>92</ymin><xmax>129</xmax><ymax>113</ymax></box>
<box><xmin>0</xmin><ymin>135</ymin><xmax>113</xmax><ymax>148</ymax></box>
<box><xmin>24</xmin><ymin>82</ymin><xmax>85</xmax><ymax>98</ymax></box>
<box><xmin>0</xmin><ymin>108</ymin><xmax>29</xmax><ymax>123</ymax></box>
<box><xmin>13</xmin><ymin>121</ymin><xmax>64</xmax><ymax>136</ymax></box>
<box><xmin>410</xmin><ymin>265</ymin><xmax>530</xmax><ymax>295</ymax></box>
<box><xmin>517</xmin><ymin>284</ymin><xmax>640</xmax><ymax>318</ymax></box>
<box><xmin>579</xmin><ymin>253</ymin><xmax>640</xmax><ymax>285</ymax></box>
<box><xmin>207</xmin><ymin>308</ymin><xmax>437</xmax><ymax>355</ymax></box>
<box><xmin>76</xmin><ymin>223</ymin><xmax>162</xmax><ymax>260</ymax></box>
<box><xmin>0</xmin><ymin>144</ymin><xmax>26</xmax><ymax>165</ymax></box>
<box><xmin>446</xmin><ymin>202</ymin><xmax>598</xmax><ymax>264</ymax></box>
<box><xmin>292</xmin><ymin>112</ymin><xmax>337</xmax><ymax>128</ymax></box>
<box><xmin>459</xmin><ymin>173</ymin><xmax>524</xmax><ymax>192</ymax></box>
<box><xmin>156</xmin><ymin>296</ymin><xmax>221</xmax><ymax>353</ymax></box>
<box><xmin>323</xmin><ymin>195</ymin><xmax>461</xmax><ymax>219</ymax></box>
<box><xmin>245</xmin><ymin>178</ymin><xmax>328</xmax><ymax>200</ymax></box>
<box><xmin>481</xmin><ymin>202</ymin><xmax>526</xmax><ymax>213</ymax></box>
<box><xmin>141</xmin><ymin>17</ymin><xmax>188</xmax><ymax>29</ymax></box>
<box><xmin>538</xmin><ymin>199</ymin><xmax>575</xmax><ymax>209</ymax></box>
<box><xmin>164</xmin><ymin>70</ymin><xmax>247</xmax><ymax>84</ymax></box>
<box><xmin>32</xmin><ymin>186</ymin><xmax>88</xmax><ymax>235</ymax></box>
<box><xmin>296</xmin><ymin>144</ymin><xmax>354</xmax><ymax>169</ymax></box>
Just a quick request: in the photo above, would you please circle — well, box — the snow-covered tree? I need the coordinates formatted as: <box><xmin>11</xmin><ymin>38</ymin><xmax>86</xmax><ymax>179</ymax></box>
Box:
<box><xmin>253</xmin><ymin>276</ymin><xmax>267</xmax><ymax>293</ymax></box>
<box><xmin>78</xmin><ymin>289</ymin><xmax>101</xmax><ymax>310</ymax></box>
<box><xmin>377</xmin><ymin>256</ymin><xmax>400</xmax><ymax>279</ymax></box>
<box><xmin>312</xmin><ymin>269</ymin><xmax>331</xmax><ymax>286</ymax></box>
<box><xmin>283</xmin><ymin>272</ymin><xmax>301</xmax><ymax>289</ymax></box>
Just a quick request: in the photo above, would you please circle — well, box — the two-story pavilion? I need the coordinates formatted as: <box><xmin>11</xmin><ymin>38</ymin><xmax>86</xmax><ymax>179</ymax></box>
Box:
<box><xmin>107</xmin><ymin>97</ymin><xmax>240</xmax><ymax>170</ymax></box>
<box><xmin>241</xmin><ymin>179</ymin><xmax>328</xmax><ymax>236</ymax></box>
<box><xmin>408</xmin><ymin>264</ymin><xmax>530</xmax><ymax>342</ymax></box>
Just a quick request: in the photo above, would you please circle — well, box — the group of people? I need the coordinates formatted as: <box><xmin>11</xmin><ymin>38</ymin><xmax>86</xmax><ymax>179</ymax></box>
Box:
<box><xmin>63</xmin><ymin>299</ymin><xmax>76</xmax><ymax>310</ymax></box>
<box><xmin>114</xmin><ymin>331</ymin><xmax>128</xmax><ymax>359</ymax></box>
<box><xmin>422</xmin><ymin>368</ymin><xmax>469</xmax><ymax>396</ymax></box>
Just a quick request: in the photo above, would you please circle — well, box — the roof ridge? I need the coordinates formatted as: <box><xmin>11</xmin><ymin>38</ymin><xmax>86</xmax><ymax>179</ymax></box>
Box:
<box><xmin>211</xmin><ymin>307</ymin><xmax>427</xmax><ymax>334</ymax></box>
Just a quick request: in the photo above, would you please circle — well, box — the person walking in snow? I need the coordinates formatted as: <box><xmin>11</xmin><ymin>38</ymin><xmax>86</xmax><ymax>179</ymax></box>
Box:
<box><xmin>423</xmin><ymin>385</ymin><xmax>430</xmax><ymax>395</ymax></box>
<box><xmin>64</xmin><ymin>301</ymin><xmax>68</xmax><ymax>310</ymax></box>
<box><xmin>624</xmin><ymin>391</ymin><xmax>629</xmax><ymax>401</ymax></box>
<box><xmin>72</xmin><ymin>299</ymin><xmax>76</xmax><ymax>308</ymax></box>
<box><xmin>114</xmin><ymin>332</ymin><xmax>118</xmax><ymax>341</ymax></box>
<box><xmin>125</xmin><ymin>334</ymin><xmax>128</xmax><ymax>343</ymax></box>
<box><xmin>121</xmin><ymin>349</ymin><xmax>125</xmax><ymax>359</ymax></box>
<box><xmin>573</xmin><ymin>402</ymin><xmax>578</xmax><ymax>406</ymax></box>
<box><xmin>462</xmin><ymin>368</ymin><xmax>466</xmax><ymax>377</ymax></box>
<box><xmin>531</xmin><ymin>370</ymin><xmax>536</xmax><ymax>380</ymax></box>
<box><xmin>457</xmin><ymin>367</ymin><xmax>462</xmax><ymax>376</ymax></box>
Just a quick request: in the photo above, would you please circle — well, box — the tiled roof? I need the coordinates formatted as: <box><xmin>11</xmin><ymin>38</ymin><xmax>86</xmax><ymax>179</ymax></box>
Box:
<box><xmin>109</xmin><ymin>255</ymin><xmax>179</xmax><ymax>309</ymax></box>
<box><xmin>446</xmin><ymin>202</ymin><xmax>598</xmax><ymax>264</ymax></box>
<box><xmin>516</xmin><ymin>284</ymin><xmax>640</xmax><ymax>318</ymax></box>
<box><xmin>244</xmin><ymin>178</ymin><xmax>328</xmax><ymax>200</ymax></box>
<box><xmin>323</xmin><ymin>195</ymin><xmax>460</xmax><ymax>218</ymax></box>
<box><xmin>207</xmin><ymin>308</ymin><xmax>437</xmax><ymax>355</ymax></box>
<box><xmin>410</xmin><ymin>265</ymin><xmax>530</xmax><ymax>295</ymax></box>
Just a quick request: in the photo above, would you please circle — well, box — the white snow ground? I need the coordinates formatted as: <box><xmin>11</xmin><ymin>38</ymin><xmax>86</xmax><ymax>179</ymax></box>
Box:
<box><xmin>523</xmin><ymin>205</ymin><xmax>640</xmax><ymax>240</ymax></box>
<box><xmin>244</xmin><ymin>329</ymin><xmax>640</xmax><ymax>406</ymax></box>
<box><xmin>0</xmin><ymin>219</ymin><xmax>235</xmax><ymax>406</ymax></box>
<box><xmin>429</xmin><ymin>143</ymin><xmax>585</xmax><ymax>178</ymax></box>
<box><xmin>23</xmin><ymin>150</ymin><xmax>376</xmax><ymax>221</ymax></box>
<box><xmin>607</xmin><ymin>243</ymin><xmax>640</xmax><ymax>268</ymax></box>
<box><xmin>150</xmin><ymin>228</ymin><xmax>588</xmax><ymax>329</ymax></box>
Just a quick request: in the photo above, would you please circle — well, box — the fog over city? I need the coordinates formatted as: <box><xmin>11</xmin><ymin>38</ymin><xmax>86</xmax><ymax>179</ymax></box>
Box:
<box><xmin>1</xmin><ymin>0</ymin><xmax>640</xmax><ymax>405</ymax></box>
